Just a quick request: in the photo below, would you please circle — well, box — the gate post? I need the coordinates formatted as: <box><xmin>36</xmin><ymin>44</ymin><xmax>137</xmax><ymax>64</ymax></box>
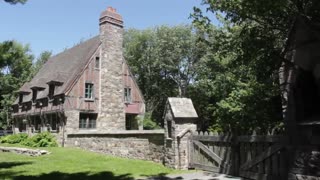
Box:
<box><xmin>163</xmin><ymin>98</ymin><xmax>198</xmax><ymax>169</ymax></box>
<box><xmin>232</xmin><ymin>133</ymin><xmax>240</xmax><ymax>176</ymax></box>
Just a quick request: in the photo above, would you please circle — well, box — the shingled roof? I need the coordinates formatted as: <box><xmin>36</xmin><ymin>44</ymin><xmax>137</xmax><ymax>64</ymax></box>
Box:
<box><xmin>14</xmin><ymin>36</ymin><xmax>101</xmax><ymax>104</ymax></box>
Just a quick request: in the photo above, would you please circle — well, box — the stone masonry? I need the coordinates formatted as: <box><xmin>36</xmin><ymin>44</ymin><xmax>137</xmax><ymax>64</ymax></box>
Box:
<box><xmin>64</xmin><ymin>110</ymin><xmax>79</xmax><ymax>134</ymax></box>
<box><xmin>99</xmin><ymin>7</ymin><xmax>125</xmax><ymax>130</ymax></box>
<box><xmin>65</xmin><ymin>97</ymin><xmax>198</xmax><ymax>169</ymax></box>
<box><xmin>67</xmin><ymin>130</ymin><xmax>164</xmax><ymax>163</ymax></box>
<box><xmin>164</xmin><ymin>98</ymin><xmax>198</xmax><ymax>169</ymax></box>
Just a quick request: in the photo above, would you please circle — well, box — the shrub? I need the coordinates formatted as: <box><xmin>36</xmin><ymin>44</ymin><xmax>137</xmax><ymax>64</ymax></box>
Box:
<box><xmin>28</xmin><ymin>132</ymin><xmax>58</xmax><ymax>147</ymax></box>
<box><xmin>143</xmin><ymin>113</ymin><xmax>161</xmax><ymax>130</ymax></box>
<box><xmin>0</xmin><ymin>133</ymin><xmax>28</xmax><ymax>144</ymax></box>
<box><xmin>1</xmin><ymin>132</ymin><xmax>58</xmax><ymax>147</ymax></box>
<box><xmin>20</xmin><ymin>138</ymin><xmax>35</xmax><ymax>147</ymax></box>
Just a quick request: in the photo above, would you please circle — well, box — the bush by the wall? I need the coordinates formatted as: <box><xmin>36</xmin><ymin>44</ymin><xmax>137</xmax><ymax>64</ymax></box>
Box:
<box><xmin>29</xmin><ymin>132</ymin><xmax>58</xmax><ymax>147</ymax></box>
<box><xmin>0</xmin><ymin>133</ymin><xmax>28</xmax><ymax>144</ymax></box>
<box><xmin>1</xmin><ymin>132</ymin><xmax>58</xmax><ymax>147</ymax></box>
<box><xmin>20</xmin><ymin>138</ymin><xmax>35</xmax><ymax>147</ymax></box>
<box><xmin>143</xmin><ymin>113</ymin><xmax>161</xmax><ymax>130</ymax></box>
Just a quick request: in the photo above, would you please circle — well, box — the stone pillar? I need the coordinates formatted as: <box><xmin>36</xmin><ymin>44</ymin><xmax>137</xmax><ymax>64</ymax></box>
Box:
<box><xmin>98</xmin><ymin>7</ymin><xmax>125</xmax><ymax>130</ymax></box>
<box><xmin>64</xmin><ymin>110</ymin><xmax>79</xmax><ymax>134</ymax></box>
<box><xmin>163</xmin><ymin>98</ymin><xmax>198</xmax><ymax>169</ymax></box>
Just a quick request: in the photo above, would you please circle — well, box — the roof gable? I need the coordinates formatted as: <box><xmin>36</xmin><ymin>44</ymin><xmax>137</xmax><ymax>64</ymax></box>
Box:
<box><xmin>15</xmin><ymin>36</ymin><xmax>100</xmax><ymax>103</ymax></box>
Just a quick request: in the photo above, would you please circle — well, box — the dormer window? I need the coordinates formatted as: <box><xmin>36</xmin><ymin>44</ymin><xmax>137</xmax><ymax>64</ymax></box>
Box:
<box><xmin>47</xmin><ymin>80</ymin><xmax>63</xmax><ymax>99</ymax></box>
<box><xmin>32</xmin><ymin>89</ymin><xmax>37</xmax><ymax>102</ymax></box>
<box><xmin>48</xmin><ymin>84</ymin><xmax>55</xmax><ymax>99</ymax></box>
<box><xmin>17</xmin><ymin>90</ymin><xmax>30</xmax><ymax>105</ymax></box>
<box><xmin>30</xmin><ymin>86</ymin><xmax>45</xmax><ymax>102</ymax></box>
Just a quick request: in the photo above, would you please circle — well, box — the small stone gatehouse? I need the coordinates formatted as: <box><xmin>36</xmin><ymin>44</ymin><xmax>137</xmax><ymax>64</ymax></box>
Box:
<box><xmin>11</xmin><ymin>7</ymin><xmax>145</xmax><ymax>144</ymax></box>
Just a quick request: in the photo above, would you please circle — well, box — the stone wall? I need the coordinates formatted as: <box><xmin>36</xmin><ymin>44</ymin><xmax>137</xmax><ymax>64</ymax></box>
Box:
<box><xmin>66</xmin><ymin>130</ymin><xmax>164</xmax><ymax>163</ymax></box>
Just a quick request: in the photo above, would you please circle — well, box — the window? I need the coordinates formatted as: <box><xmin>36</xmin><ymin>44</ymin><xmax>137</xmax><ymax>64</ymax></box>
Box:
<box><xmin>167</xmin><ymin>121</ymin><xmax>172</xmax><ymax>138</ymax></box>
<box><xmin>79</xmin><ymin>113</ymin><xmax>97</xmax><ymax>129</ymax></box>
<box><xmin>125</xmin><ymin>118</ymin><xmax>131</xmax><ymax>130</ymax></box>
<box><xmin>124</xmin><ymin>88</ymin><xmax>131</xmax><ymax>103</ymax></box>
<box><xmin>19</xmin><ymin>94</ymin><xmax>23</xmax><ymax>104</ymax></box>
<box><xmin>95</xmin><ymin>57</ymin><xmax>100</xmax><ymax>69</ymax></box>
<box><xmin>85</xmin><ymin>83</ymin><xmax>94</xmax><ymax>99</ymax></box>
<box><xmin>48</xmin><ymin>84</ymin><xmax>55</xmax><ymax>99</ymax></box>
<box><xmin>79</xmin><ymin>118</ymin><xmax>87</xmax><ymax>129</ymax></box>
<box><xmin>51</xmin><ymin>115</ymin><xmax>57</xmax><ymax>131</ymax></box>
<box><xmin>33</xmin><ymin>116</ymin><xmax>41</xmax><ymax>132</ymax></box>
<box><xmin>47</xmin><ymin>113</ymin><xmax>59</xmax><ymax>132</ymax></box>
<box><xmin>88</xmin><ymin>118</ymin><xmax>96</xmax><ymax>129</ymax></box>
<box><xmin>32</xmin><ymin>89</ymin><xmax>37</xmax><ymax>102</ymax></box>
<box><xmin>125</xmin><ymin>114</ymin><xmax>138</xmax><ymax>130</ymax></box>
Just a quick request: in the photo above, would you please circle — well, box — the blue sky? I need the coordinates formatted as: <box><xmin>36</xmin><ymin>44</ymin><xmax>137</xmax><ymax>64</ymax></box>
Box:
<box><xmin>1</xmin><ymin>0</ymin><xmax>211</xmax><ymax>58</ymax></box>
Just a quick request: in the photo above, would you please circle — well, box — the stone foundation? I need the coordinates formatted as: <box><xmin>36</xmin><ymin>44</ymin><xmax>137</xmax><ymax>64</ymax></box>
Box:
<box><xmin>66</xmin><ymin>130</ymin><xmax>164</xmax><ymax>163</ymax></box>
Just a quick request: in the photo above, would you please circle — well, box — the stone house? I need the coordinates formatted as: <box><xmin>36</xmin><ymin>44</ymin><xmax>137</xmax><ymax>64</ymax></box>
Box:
<box><xmin>11</xmin><ymin>7</ymin><xmax>145</xmax><ymax>144</ymax></box>
<box><xmin>10</xmin><ymin>7</ymin><xmax>199</xmax><ymax>168</ymax></box>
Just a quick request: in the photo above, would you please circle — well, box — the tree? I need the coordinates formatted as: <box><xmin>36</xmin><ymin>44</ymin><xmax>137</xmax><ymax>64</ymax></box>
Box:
<box><xmin>32</xmin><ymin>50</ymin><xmax>52</xmax><ymax>77</ymax></box>
<box><xmin>144</xmin><ymin>25</ymin><xmax>205</xmax><ymax>98</ymax></box>
<box><xmin>124</xmin><ymin>25</ymin><xmax>205</xmax><ymax>126</ymax></box>
<box><xmin>0</xmin><ymin>40</ymin><xmax>33</xmax><ymax>128</ymax></box>
<box><xmin>187</xmin><ymin>0</ymin><xmax>315</xmax><ymax>132</ymax></box>
<box><xmin>4</xmin><ymin>0</ymin><xmax>26</xmax><ymax>4</ymax></box>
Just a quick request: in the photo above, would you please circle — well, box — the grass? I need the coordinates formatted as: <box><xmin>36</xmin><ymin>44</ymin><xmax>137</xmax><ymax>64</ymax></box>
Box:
<box><xmin>0</xmin><ymin>143</ymin><xmax>183</xmax><ymax>180</ymax></box>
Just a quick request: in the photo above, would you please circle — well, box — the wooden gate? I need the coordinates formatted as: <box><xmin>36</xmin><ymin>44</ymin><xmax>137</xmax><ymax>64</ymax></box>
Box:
<box><xmin>189</xmin><ymin>132</ymin><xmax>289</xmax><ymax>180</ymax></box>
<box><xmin>237</xmin><ymin>135</ymin><xmax>288</xmax><ymax>180</ymax></box>
<box><xmin>189</xmin><ymin>132</ymin><xmax>233</xmax><ymax>174</ymax></box>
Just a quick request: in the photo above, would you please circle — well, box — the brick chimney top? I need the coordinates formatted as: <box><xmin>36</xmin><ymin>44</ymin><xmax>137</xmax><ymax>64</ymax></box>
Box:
<box><xmin>99</xmin><ymin>6</ymin><xmax>123</xmax><ymax>27</ymax></box>
<box><xmin>107</xmin><ymin>7</ymin><xmax>116</xmax><ymax>13</ymax></box>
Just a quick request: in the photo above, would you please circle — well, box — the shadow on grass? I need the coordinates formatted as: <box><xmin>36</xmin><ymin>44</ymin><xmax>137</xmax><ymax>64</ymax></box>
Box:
<box><xmin>10</xmin><ymin>171</ymin><xmax>134</xmax><ymax>180</ymax></box>
<box><xmin>0</xmin><ymin>162</ymin><xmax>30</xmax><ymax>180</ymax></box>
<box><xmin>0</xmin><ymin>161</ymin><xmax>134</xmax><ymax>180</ymax></box>
<box><xmin>138</xmin><ymin>173</ymin><xmax>184</xmax><ymax>180</ymax></box>
<box><xmin>0</xmin><ymin>161</ymin><xmax>33</xmax><ymax>169</ymax></box>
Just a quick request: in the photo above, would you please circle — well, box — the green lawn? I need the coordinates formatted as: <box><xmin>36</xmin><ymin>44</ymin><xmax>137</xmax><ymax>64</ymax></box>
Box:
<box><xmin>0</xmin><ymin>144</ymin><xmax>181</xmax><ymax>180</ymax></box>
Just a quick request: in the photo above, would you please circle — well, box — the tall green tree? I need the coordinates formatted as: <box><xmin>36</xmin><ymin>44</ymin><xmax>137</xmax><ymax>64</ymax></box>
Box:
<box><xmin>0</xmin><ymin>40</ymin><xmax>33</xmax><ymax>128</ymax></box>
<box><xmin>189</xmin><ymin>23</ymin><xmax>283</xmax><ymax>132</ymax></box>
<box><xmin>124</xmin><ymin>25</ymin><xmax>205</xmax><ymax>126</ymax></box>
<box><xmin>188</xmin><ymin>0</ymin><xmax>318</xmax><ymax>132</ymax></box>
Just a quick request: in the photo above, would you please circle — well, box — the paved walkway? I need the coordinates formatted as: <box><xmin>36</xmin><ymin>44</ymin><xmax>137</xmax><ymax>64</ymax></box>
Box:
<box><xmin>140</xmin><ymin>171</ymin><xmax>243</xmax><ymax>180</ymax></box>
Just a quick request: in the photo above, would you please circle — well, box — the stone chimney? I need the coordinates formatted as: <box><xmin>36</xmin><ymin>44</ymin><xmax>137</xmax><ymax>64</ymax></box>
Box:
<box><xmin>99</xmin><ymin>7</ymin><xmax>125</xmax><ymax>130</ymax></box>
<box><xmin>99</xmin><ymin>7</ymin><xmax>123</xmax><ymax>28</ymax></box>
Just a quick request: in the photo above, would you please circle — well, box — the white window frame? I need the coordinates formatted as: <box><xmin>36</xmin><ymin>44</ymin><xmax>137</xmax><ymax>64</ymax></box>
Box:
<box><xmin>85</xmin><ymin>83</ymin><xmax>94</xmax><ymax>100</ymax></box>
<box><xmin>124</xmin><ymin>87</ymin><xmax>132</xmax><ymax>103</ymax></box>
